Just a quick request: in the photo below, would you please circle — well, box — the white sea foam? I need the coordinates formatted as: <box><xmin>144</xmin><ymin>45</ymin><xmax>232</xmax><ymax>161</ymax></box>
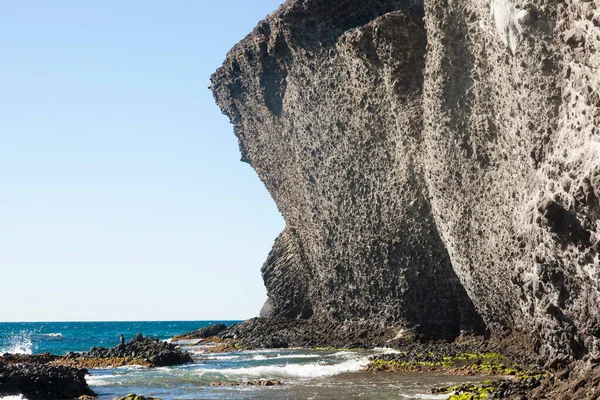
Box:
<box><xmin>210</xmin><ymin>355</ymin><xmax>241</xmax><ymax>360</ymax></box>
<box><xmin>0</xmin><ymin>395</ymin><xmax>28</xmax><ymax>400</ymax></box>
<box><xmin>330</xmin><ymin>351</ymin><xmax>354</xmax><ymax>357</ymax></box>
<box><xmin>1</xmin><ymin>332</ymin><xmax>33</xmax><ymax>355</ymax></box>
<box><xmin>38</xmin><ymin>333</ymin><xmax>62</xmax><ymax>338</ymax></box>
<box><xmin>250</xmin><ymin>353</ymin><xmax>321</xmax><ymax>361</ymax></box>
<box><xmin>116</xmin><ymin>365</ymin><xmax>148</xmax><ymax>371</ymax></box>
<box><xmin>86</xmin><ymin>374</ymin><xmax>121</xmax><ymax>387</ymax></box>
<box><xmin>199</xmin><ymin>357</ymin><xmax>369</xmax><ymax>380</ymax></box>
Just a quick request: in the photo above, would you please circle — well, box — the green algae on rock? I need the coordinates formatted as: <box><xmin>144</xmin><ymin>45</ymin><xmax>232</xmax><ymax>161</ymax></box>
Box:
<box><xmin>366</xmin><ymin>351</ymin><xmax>542</xmax><ymax>378</ymax></box>
<box><xmin>433</xmin><ymin>381</ymin><xmax>499</xmax><ymax>400</ymax></box>
<box><xmin>118</xmin><ymin>394</ymin><xmax>161</xmax><ymax>400</ymax></box>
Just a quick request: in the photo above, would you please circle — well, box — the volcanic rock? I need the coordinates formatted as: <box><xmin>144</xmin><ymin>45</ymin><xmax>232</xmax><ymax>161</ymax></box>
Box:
<box><xmin>56</xmin><ymin>334</ymin><xmax>192</xmax><ymax>368</ymax></box>
<box><xmin>211</xmin><ymin>0</ymin><xmax>600</xmax><ymax>368</ymax></box>
<box><xmin>118</xmin><ymin>394</ymin><xmax>162</xmax><ymax>400</ymax></box>
<box><xmin>171</xmin><ymin>324</ymin><xmax>228</xmax><ymax>341</ymax></box>
<box><xmin>0</xmin><ymin>361</ymin><xmax>94</xmax><ymax>400</ymax></box>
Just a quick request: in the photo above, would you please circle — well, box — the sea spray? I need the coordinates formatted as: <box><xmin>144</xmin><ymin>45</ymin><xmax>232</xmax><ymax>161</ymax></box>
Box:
<box><xmin>0</xmin><ymin>331</ymin><xmax>33</xmax><ymax>355</ymax></box>
<box><xmin>0</xmin><ymin>322</ymin><xmax>485</xmax><ymax>399</ymax></box>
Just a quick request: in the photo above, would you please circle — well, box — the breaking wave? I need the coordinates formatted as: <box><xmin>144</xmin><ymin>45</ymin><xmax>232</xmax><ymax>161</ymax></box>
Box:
<box><xmin>38</xmin><ymin>333</ymin><xmax>62</xmax><ymax>338</ymax></box>
<box><xmin>0</xmin><ymin>332</ymin><xmax>33</xmax><ymax>355</ymax></box>
<box><xmin>250</xmin><ymin>353</ymin><xmax>321</xmax><ymax>361</ymax></box>
<box><xmin>200</xmin><ymin>356</ymin><xmax>369</xmax><ymax>379</ymax></box>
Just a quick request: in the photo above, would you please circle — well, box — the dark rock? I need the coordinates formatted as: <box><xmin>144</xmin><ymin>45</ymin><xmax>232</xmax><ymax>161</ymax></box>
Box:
<box><xmin>259</xmin><ymin>297</ymin><xmax>274</xmax><ymax>318</ymax></box>
<box><xmin>82</xmin><ymin>334</ymin><xmax>192</xmax><ymax>367</ymax></box>
<box><xmin>118</xmin><ymin>394</ymin><xmax>161</xmax><ymax>400</ymax></box>
<box><xmin>131</xmin><ymin>333</ymin><xmax>145</xmax><ymax>343</ymax></box>
<box><xmin>0</xmin><ymin>361</ymin><xmax>94</xmax><ymax>400</ymax></box>
<box><xmin>537</xmin><ymin>199</ymin><xmax>591</xmax><ymax>244</ymax></box>
<box><xmin>172</xmin><ymin>324</ymin><xmax>228</xmax><ymax>341</ymax></box>
<box><xmin>564</xmin><ymin>28</ymin><xmax>586</xmax><ymax>47</ymax></box>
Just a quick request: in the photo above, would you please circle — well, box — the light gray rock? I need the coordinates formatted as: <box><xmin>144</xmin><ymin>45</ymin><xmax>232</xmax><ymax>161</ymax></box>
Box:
<box><xmin>211</xmin><ymin>0</ymin><xmax>600</xmax><ymax>363</ymax></box>
<box><xmin>422</xmin><ymin>0</ymin><xmax>600</xmax><ymax>362</ymax></box>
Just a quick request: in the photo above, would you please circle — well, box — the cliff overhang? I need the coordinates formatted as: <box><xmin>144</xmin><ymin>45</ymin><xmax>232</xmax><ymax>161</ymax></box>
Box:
<box><xmin>210</xmin><ymin>0</ymin><xmax>600</xmax><ymax>379</ymax></box>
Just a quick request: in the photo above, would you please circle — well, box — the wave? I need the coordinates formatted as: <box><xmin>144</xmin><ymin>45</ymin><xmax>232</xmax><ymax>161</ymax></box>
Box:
<box><xmin>0</xmin><ymin>395</ymin><xmax>28</xmax><ymax>400</ymax></box>
<box><xmin>1</xmin><ymin>332</ymin><xmax>33</xmax><ymax>355</ymax></box>
<box><xmin>200</xmin><ymin>356</ymin><xmax>369</xmax><ymax>379</ymax></box>
<box><xmin>86</xmin><ymin>375</ymin><xmax>123</xmax><ymax>387</ymax></box>
<box><xmin>250</xmin><ymin>353</ymin><xmax>321</xmax><ymax>361</ymax></box>
<box><xmin>38</xmin><ymin>333</ymin><xmax>62</xmax><ymax>338</ymax></box>
<box><xmin>208</xmin><ymin>355</ymin><xmax>241</xmax><ymax>360</ymax></box>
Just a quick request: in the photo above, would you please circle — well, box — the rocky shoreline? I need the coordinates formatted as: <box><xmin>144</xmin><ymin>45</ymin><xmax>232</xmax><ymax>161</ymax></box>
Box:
<box><xmin>0</xmin><ymin>333</ymin><xmax>192</xmax><ymax>400</ymax></box>
<box><xmin>3</xmin><ymin>322</ymin><xmax>599</xmax><ymax>399</ymax></box>
<box><xmin>55</xmin><ymin>333</ymin><xmax>193</xmax><ymax>369</ymax></box>
<box><xmin>173</xmin><ymin>321</ymin><xmax>600</xmax><ymax>399</ymax></box>
<box><xmin>0</xmin><ymin>360</ymin><xmax>94</xmax><ymax>400</ymax></box>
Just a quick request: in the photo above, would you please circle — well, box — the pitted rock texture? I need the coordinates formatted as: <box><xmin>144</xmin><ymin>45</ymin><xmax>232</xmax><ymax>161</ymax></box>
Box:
<box><xmin>423</xmin><ymin>0</ymin><xmax>600</xmax><ymax>363</ymax></box>
<box><xmin>212</xmin><ymin>1</ymin><xmax>484</xmax><ymax>342</ymax></box>
<box><xmin>211</xmin><ymin>0</ymin><xmax>600</xmax><ymax>365</ymax></box>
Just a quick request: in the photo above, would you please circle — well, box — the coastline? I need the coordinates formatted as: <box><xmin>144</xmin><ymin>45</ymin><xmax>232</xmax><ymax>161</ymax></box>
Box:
<box><xmin>2</xmin><ymin>319</ymin><xmax>598</xmax><ymax>399</ymax></box>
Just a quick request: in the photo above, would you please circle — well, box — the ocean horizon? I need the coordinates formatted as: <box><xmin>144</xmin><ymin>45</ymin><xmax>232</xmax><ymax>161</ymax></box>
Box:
<box><xmin>0</xmin><ymin>320</ymin><xmax>241</xmax><ymax>356</ymax></box>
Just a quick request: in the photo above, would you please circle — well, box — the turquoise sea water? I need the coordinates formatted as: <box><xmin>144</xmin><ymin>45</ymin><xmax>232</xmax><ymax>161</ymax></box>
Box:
<box><xmin>0</xmin><ymin>321</ymin><xmax>482</xmax><ymax>399</ymax></box>
<box><xmin>0</xmin><ymin>321</ymin><xmax>235</xmax><ymax>355</ymax></box>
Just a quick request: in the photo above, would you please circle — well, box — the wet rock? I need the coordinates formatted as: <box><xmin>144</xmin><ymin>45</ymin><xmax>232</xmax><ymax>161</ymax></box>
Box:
<box><xmin>56</xmin><ymin>334</ymin><xmax>192</xmax><ymax>368</ymax></box>
<box><xmin>244</xmin><ymin>380</ymin><xmax>282</xmax><ymax>386</ymax></box>
<box><xmin>211</xmin><ymin>380</ymin><xmax>282</xmax><ymax>386</ymax></box>
<box><xmin>118</xmin><ymin>394</ymin><xmax>161</xmax><ymax>400</ymax></box>
<box><xmin>210</xmin><ymin>381</ymin><xmax>240</xmax><ymax>386</ymax></box>
<box><xmin>0</xmin><ymin>361</ymin><xmax>94</xmax><ymax>400</ymax></box>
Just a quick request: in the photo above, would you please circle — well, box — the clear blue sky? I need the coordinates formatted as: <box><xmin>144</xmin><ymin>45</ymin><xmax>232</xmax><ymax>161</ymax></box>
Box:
<box><xmin>0</xmin><ymin>1</ymin><xmax>285</xmax><ymax>322</ymax></box>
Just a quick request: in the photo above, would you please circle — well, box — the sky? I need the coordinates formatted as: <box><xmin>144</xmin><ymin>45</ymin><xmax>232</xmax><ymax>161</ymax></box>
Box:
<box><xmin>0</xmin><ymin>0</ymin><xmax>286</xmax><ymax>322</ymax></box>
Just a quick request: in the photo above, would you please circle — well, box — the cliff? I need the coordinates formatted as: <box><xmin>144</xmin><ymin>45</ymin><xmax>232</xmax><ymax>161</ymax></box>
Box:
<box><xmin>211</xmin><ymin>0</ymin><xmax>600</xmax><ymax>368</ymax></box>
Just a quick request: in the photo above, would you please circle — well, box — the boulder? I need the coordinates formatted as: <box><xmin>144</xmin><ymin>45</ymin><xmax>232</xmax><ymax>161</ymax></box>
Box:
<box><xmin>0</xmin><ymin>361</ymin><xmax>94</xmax><ymax>400</ymax></box>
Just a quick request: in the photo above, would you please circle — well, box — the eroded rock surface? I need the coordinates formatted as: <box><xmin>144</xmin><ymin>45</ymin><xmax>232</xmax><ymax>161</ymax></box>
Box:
<box><xmin>0</xmin><ymin>360</ymin><xmax>94</xmax><ymax>400</ymax></box>
<box><xmin>212</xmin><ymin>0</ymin><xmax>484</xmax><ymax>343</ymax></box>
<box><xmin>211</xmin><ymin>0</ymin><xmax>600</xmax><ymax>370</ymax></box>
<box><xmin>422</xmin><ymin>0</ymin><xmax>600</xmax><ymax>363</ymax></box>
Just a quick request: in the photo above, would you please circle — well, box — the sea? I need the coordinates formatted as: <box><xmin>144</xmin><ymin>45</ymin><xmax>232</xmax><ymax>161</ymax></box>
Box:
<box><xmin>0</xmin><ymin>321</ymin><xmax>483</xmax><ymax>400</ymax></box>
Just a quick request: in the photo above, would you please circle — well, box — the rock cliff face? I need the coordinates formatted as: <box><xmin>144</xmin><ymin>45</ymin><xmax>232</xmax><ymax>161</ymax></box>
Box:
<box><xmin>211</xmin><ymin>0</ymin><xmax>600</xmax><ymax>363</ymax></box>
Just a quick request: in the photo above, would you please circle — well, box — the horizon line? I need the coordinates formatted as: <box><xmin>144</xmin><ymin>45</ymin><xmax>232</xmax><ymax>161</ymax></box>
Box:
<box><xmin>0</xmin><ymin>319</ymin><xmax>246</xmax><ymax>324</ymax></box>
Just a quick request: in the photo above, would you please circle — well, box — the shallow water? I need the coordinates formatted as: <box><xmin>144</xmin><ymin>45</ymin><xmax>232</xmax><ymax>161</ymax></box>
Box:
<box><xmin>0</xmin><ymin>322</ymin><xmax>484</xmax><ymax>399</ymax></box>
<box><xmin>88</xmin><ymin>347</ymin><xmax>484</xmax><ymax>399</ymax></box>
